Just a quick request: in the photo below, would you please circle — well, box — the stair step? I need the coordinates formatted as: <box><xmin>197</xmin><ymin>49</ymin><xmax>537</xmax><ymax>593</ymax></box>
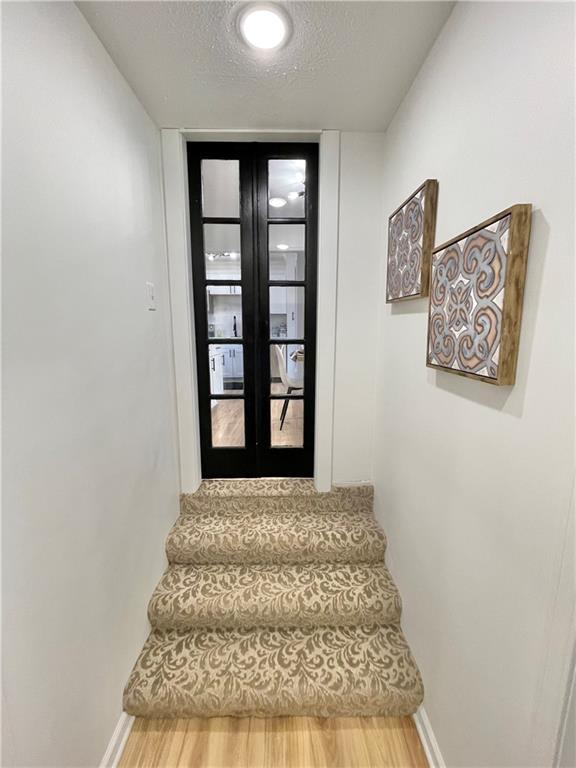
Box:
<box><xmin>192</xmin><ymin>479</ymin><xmax>373</xmax><ymax>500</ymax></box>
<box><xmin>148</xmin><ymin>563</ymin><xmax>401</xmax><ymax>630</ymax></box>
<box><xmin>193</xmin><ymin>479</ymin><xmax>319</xmax><ymax>496</ymax></box>
<box><xmin>181</xmin><ymin>491</ymin><xmax>373</xmax><ymax>517</ymax></box>
<box><xmin>123</xmin><ymin>624</ymin><xmax>423</xmax><ymax>718</ymax></box>
<box><xmin>165</xmin><ymin>509</ymin><xmax>387</xmax><ymax>565</ymax></box>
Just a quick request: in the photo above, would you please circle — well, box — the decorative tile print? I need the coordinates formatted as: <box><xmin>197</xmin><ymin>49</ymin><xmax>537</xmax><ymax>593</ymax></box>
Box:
<box><xmin>387</xmin><ymin>179</ymin><xmax>439</xmax><ymax>303</ymax></box>
<box><xmin>428</xmin><ymin>215</ymin><xmax>510</xmax><ymax>379</ymax></box>
<box><xmin>387</xmin><ymin>187</ymin><xmax>427</xmax><ymax>301</ymax></box>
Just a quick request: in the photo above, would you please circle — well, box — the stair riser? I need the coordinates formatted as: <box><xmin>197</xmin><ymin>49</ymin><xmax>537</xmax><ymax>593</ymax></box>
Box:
<box><xmin>125</xmin><ymin>700</ymin><xmax>420</xmax><ymax>719</ymax></box>
<box><xmin>148</xmin><ymin>597</ymin><xmax>401</xmax><ymax>631</ymax></box>
<box><xmin>190</xmin><ymin>480</ymin><xmax>374</xmax><ymax>499</ymax></box>
<box><xmin>180</xmin><ymin>495</ymin><xmax>374</xmax><ymax>517</ymax></box>
<box><xmin>192</xmin><ymin>479</ymin><xmax>319</xmax><ymax>496</ymax></box>
<box><xmin>166</xmin><ymin>543</ymin><xmax>387</xmax><ymax>566</ymax></box>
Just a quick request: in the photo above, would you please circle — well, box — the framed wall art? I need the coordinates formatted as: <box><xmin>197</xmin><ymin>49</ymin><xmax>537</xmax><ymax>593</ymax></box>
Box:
<box><xmin>386</xmin><ymin>179</ymin><xmax>438</xmax><ymax>302</ymax></box>
<box><xmin>426</xmin><ymin>204</ymin><xmax>532</xmax><ymax>386</ymax></box>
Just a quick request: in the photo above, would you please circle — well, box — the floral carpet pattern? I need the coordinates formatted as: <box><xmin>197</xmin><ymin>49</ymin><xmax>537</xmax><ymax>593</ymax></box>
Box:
<box><xmin>123</xmin><ymin>481</ymin><xmax>424</xmax><ymax>718</ymax></box>
<box><xmin>124</xmin><ymin>625</ymin><xmax>423</xmax><ymax>718</ymax></box>
<box><xmin>166</xmin><ymin>508</ymin><xmax>387</xmax><ymax>565</ymax></box>
<box><xmin>148</xmin><ymin>562</ymin><xmax>402</xmax><ymax>630</ymax></box>
<box><xmin>181</xmin><ymin>488</ymin><xmax>374</xmax><ymax>516</ymax></box>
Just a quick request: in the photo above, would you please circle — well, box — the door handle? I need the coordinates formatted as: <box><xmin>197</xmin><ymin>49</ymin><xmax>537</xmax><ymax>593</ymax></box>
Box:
<box><xmin>211</xmin><ymin>359</ymin><xmax>215</xmax><ymax>372</ymax></box>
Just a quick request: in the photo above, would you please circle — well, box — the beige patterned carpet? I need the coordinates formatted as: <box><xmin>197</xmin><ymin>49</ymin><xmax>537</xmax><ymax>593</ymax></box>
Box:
<box><xmin>123</xmin><ymin>479</ymin><xmax>423</xmax><ymax>718</ymax></box>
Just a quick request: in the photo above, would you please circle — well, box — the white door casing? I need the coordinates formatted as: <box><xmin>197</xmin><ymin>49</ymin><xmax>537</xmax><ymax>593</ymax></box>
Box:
<box><xmin>161</xmin><ymin>129</ymin><xmax>340</xmax><ymax>492</ymax></box>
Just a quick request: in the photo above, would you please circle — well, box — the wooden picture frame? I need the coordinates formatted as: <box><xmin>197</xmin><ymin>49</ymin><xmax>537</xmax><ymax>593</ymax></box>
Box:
<box><xmin>426</xmin><ymin>204</ymin><xmax>532</xmax><ymax>386</ymax></box>
<box><xmin>386</xmin><ymin>179</ymin><xmax>438</xmax><ymax>302</ymax></box>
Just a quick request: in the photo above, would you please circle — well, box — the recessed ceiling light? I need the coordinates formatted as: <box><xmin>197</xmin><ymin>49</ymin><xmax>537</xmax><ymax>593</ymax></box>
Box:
<box><xmin>207</xmin><ymin>253</ymin><xmax>215</xmax><ymax>261</ymax></box>
<box><xmin>269</xmin><ymin>197</ymin><xmax>287</xmax><ymax>208</ymax></box>
<box><xmin>239</xmin><ymin>5</ymin><xmax>289</xmax><ymax>50</ymax></box>
<box><xmin>277</xmin><ymin>243</ymin><xmax>290</xmax><ymax>250</ymax></box>
<box><xmin>229</xmin><ymin>252</ymin><xmax>239</xmax><ymax>260</ymax></box>
<box><xmin>287</xmin><ymin>191</ymin><xmax>300</xmax><ymax>200</ymax></box>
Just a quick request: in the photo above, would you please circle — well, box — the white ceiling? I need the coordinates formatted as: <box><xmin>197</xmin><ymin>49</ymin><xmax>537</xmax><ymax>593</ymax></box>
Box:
<box><xmin>78</xmin><ymin>1</ymin><xmax>454</xmax><ymax>131</ymax></box>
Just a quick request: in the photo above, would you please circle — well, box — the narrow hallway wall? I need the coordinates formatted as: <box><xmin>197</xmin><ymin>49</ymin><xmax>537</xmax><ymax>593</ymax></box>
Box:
<box><xmin>332</xmin><ymin>132</ymin><xmax>385</xmax><ymax>484</ymax></box>
<box><xmin>560</xmin><ymin>667</ymin><xmax>576</xmax><ymax>768</ymax></box>
<box><xmin>2</xmin><ymin>3</ymin><xmax>180</xmax><ymax>765</ymax></box>
<box><xmin>372</xmin><ymin>3</ymin><xmax>575</xmax><ymax>766</ymax></box>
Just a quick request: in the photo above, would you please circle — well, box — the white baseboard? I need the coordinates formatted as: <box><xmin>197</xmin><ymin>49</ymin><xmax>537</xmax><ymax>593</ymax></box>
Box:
<box><xmin>100</xmin><ymin>712</ymin><xmax>134</xmax><ymax>768</ymax></box>
<box><xmin>414</xmin><ymin>706</ymin><xmax>446</xmax><ymax>768</ymax></box>
<box><xmin>332</xmin><ymin>480</ymin><xmax>373</xmax><ymax>487</ymax></box>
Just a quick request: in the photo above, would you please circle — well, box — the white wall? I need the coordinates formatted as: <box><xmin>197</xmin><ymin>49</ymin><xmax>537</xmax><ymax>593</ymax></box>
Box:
<box><xmin>560</xmin><ymin>665</ymin><xmax>576</xmax><ymax>767</ymax></box>
<box><xmin>373</xmin><ymin>3</ymin><xmax>575</xmax><ymax>766</ymax></box>
<box><xmin>332</xmin><ymin>132</ymin><xmax>385</xmax><ymax>484</ymax></box>
<box><xmin>560</xmin><ymin>662</ymin><xmax>576</xmax><ymax>767</ymax></box>
<box><xmin>2</xmin><ymin>3</ymin><xmax>179</xmax><ymax>766</ymax></box>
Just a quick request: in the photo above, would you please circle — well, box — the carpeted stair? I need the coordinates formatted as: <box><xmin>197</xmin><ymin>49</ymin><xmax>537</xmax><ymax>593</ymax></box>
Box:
<box><xmin>123</xmin><ymin>479</ymin><xmax>423</xmax><ymax>718</ymax></box>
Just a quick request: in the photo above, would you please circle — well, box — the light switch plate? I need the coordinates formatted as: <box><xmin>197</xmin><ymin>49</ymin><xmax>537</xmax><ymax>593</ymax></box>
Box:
<box><xmin>146</xmin><ymin>281</ymin><xmax>157</xmax><ymax>311</ymax></box>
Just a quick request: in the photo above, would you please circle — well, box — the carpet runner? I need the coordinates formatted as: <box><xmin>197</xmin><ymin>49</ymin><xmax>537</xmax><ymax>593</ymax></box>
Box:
<box><xmin>123</xmin><ymin>479</ymin><xmax>423</xmax><ymax>718</ymax></box>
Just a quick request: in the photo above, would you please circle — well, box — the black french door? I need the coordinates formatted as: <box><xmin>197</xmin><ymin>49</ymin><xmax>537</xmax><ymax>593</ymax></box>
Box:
<box><xmin>187</xmin><ymin>142</ymin><xmax>318</xmax><ymax>478</ymax></box>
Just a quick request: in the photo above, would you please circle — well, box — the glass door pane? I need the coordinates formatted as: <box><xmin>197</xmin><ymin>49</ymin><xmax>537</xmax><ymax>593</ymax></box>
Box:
<box><xmin>268</xmin><ymin>159</ymin><xmax>306</xmax><ymax>219</ymax></box>
<box><xmin>201</xmin><ymin>160</ymin><xmax>240</xmax><ymax>218</ymax></box>
<box><xmin>204</xmin><ymin>223</ymin><xmax>241</xmax><ymax>280</ymax></box>
<box><xmin>211</xmin><ymin>400</ymin><xmax>245</xmax><ymax>447</ymax></box>
<box><xmin>269</xmin><ymin>224</ymin><xmax>305</xmax><ymax>280</ymax></box>
<box><xmin>206</xmin><ymin>286</ymin><xmax>242</xmax><ymax>339</ymax></box>
<box><xmin>270</xmin><ymin>400</ymin><xmax>304</xmax><ymax>447</ymax></box>
<box><xmin>270</xmin><ymin>344</ymin><xmax>304</xmax><ymax>394</ymax></box>
<box><xmin>269</xmin><ymin>286</ymin><xmax>304</xmax><ymax>339</ymax></box>
<box><xmin>208</xmin><ymin>344</ymin><xmax>244</xmax><ymax>394</ymax></box>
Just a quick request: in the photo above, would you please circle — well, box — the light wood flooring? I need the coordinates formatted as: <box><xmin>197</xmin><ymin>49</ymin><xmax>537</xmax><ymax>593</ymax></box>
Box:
<box><xmin>211</xmin><ymin>400</ymin><xmax>246</xmax><ymax>448</ymax></box>
<box><xmin>211</xmin><ymin>394</ymin><xmax>304</xmax><ymax>448</ymax></box>
<box><xmin>119</xmin><ymin>716</ymin><xmax>428</xmax><ymax>768</ymax></box>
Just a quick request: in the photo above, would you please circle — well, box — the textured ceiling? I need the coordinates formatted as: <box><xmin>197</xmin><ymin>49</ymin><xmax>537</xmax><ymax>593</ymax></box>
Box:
<box><xmin>78</xmin><ymin>1</ymin><xmax>453</xmax><ymax>131</ymax></box>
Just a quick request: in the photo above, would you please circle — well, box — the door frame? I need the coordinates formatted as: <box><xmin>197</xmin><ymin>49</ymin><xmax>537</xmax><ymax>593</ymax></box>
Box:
<box><xmin>161</xmin><ymin>128</ymin><xmax>340</xmax><ymax>492</ymax></box>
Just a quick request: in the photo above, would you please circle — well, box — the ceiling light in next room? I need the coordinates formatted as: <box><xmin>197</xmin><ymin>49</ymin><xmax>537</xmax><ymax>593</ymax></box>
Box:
<box><xmin>287</xmin><ymin>191</ymin><xmax>300</xmax><ymax>200</ymax></box>
<box><xmin>239</xmin><ymin>4</ymin><xmax>290</xmax><ymax>50</ymax></box>
<box><xmin>269</xmin><ymin>197</ymin><xmax>287</xmax><ymax>208</ymax></box>
<box><xmin>276</xmin><ymin>243</ymin><xmax>290</xmax><ymax>251</ymax></box>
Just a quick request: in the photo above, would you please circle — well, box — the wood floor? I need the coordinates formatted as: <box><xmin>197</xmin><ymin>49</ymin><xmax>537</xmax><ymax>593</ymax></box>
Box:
<box><xmin>211</xmin><ymin>393</ymin><xmax>304</xmax><ymax>448</ymax></box>
<box><xmin>211</xmin><ymin>400</ymin><xmax>245</xmax><ymax>448</ymax></box>
<box><xmin>119</xmin><ymin>716</ymin><xmax>428</xmax><ymax>768</ymax></box>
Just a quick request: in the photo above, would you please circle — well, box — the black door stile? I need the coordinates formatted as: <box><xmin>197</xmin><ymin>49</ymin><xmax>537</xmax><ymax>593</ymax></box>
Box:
<box><xmin>188</xmin><ymin>142</ymin><xmax>318</xmax><ymax>478</ymax></box>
